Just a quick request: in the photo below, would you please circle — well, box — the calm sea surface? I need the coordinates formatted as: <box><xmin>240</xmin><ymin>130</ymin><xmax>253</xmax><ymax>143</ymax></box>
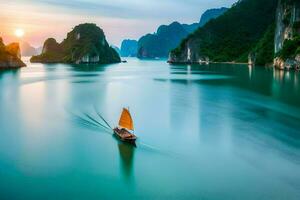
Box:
<box><xmin>0</xmin><ymin>58</ymin><xmax>300</xmax><ymax>199</ymax></box>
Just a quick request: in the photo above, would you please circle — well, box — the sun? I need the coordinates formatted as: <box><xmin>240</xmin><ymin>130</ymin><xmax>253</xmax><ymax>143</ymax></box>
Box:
<box><xmin>14</xmin><ymin>28</ymin><xmax>25</xmax><ymax>38</ymax></box>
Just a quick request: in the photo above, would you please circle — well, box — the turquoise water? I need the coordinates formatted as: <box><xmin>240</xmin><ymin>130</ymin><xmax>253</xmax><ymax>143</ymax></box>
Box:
<box><xmin>0</xmin><ymin>58</ymin><xmax>300</xmax><ymax>199</ymax></box>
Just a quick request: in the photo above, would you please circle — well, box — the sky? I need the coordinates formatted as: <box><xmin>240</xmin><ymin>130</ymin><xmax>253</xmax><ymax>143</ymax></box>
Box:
<box><xmin>0</xmin><ymin>0</ymin><xmax>237</xmax><ymax>47</ymax></box>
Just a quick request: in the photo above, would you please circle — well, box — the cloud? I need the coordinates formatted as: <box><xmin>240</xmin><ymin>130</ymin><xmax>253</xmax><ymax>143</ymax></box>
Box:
<box><xmin>9</xmin><ymin>0</ymin><xmax>236</xmax><ymax>20</ymax></box>
<box><xmin>0</xmin><ymin>0</ymin><xmax>237</xmax><ymax>46</ymax></box>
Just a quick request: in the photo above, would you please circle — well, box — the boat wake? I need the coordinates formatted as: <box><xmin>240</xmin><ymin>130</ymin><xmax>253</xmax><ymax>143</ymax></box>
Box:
<box><xmin>66</xmin><ymin>108</ymin><xmax>113</xmax><ymax>135</ymax></box>
<box><xmin>66</xmin><ymin>106</ymin><xmax>179</xmax><ymax>158</ymax></box>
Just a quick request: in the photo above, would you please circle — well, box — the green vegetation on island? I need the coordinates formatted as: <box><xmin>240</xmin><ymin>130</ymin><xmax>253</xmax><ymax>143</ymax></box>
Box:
<box><xmin>138</xmin><ymin>22</ymin><xmax>189</xmax><ymax>59</ymax></box>
<box><xmin>198</xmin><ymin>7</ymin><xmax>228</xmax><ymax>27</ymax></box>
<box><xmin>273</xmin><ymin>0</ymin><xmax>300</xmax><ymax>69</ymax></box>
<box><xmin>252</xmin><ymin>24</ymin><xmax>276</xmax><ymax>66</ymax></box>
<box><xmin>170</xmin><ymin>0</ymin><xmax>300</xmax><ymax>69</ymax></box>
<box><xmin>31</xmin><ymin>23</ymin><xmax>121</xmax><ymax>64</ymax></box>
<box><xmin>136</xmin><ymin>7</ymin><xmax>228</xmax><ymax>59</ymax></box>
<box><xmin>275</xmin><ymin>0</ymin><xmax>300</xmax><ymax>60</ymax></box>
<box><xmin>170</xmin><ymin>0</ymin><xmax>278</xmax><ymax>64</ymax></box>
<box><xmin>276</xmin><ymin>36</ymin><xmax>300</xmax><ymax>60</ymax></box>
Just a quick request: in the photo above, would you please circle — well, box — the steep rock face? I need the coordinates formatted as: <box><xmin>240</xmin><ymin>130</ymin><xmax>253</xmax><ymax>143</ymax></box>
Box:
<box><xmin>136</xmin><ymin>7</ymin><xmax>228</xmax><ymax>59</ymax></box>
<box><xmin>31</xmin><ymin>23</ymin><xmax>121</xmax><ymax>64</ymax></box>
<box><xmin>120</xmin><ymin>40</ymin><xmax>138</xmax><ymax>57</ymax></box>
<box><xmin>296</xmin><ymin>54</ymin><xmax>300</xmax><ymax>62</ymax></box>
<box><xmin>275</xmin><ymin>0</ymin><xmax>300</xmax><ymax>53</ymax></box>
<box><xmin>5</xmin><ymin>43</ymin><xmax>21</xmax><ymax>59</ymax></box>
<box><xmin>248</xmin><ymin>52</ymin><xmax>256</xmax><ymax>66</ymax></box>
<box><xmin>168</xmin><ymin>38</ymin><xmax>208</xmax><ymax>63</ymax></box>
<box><xmin>31</xmin><ymin>38</ymin><xmax>63</xmax><ymax>63</ymax></box>
<box><xmin>274</xmin><ymin>0</ymin><xmax>300</xmax><ymax>70</ymax></box>
<box><xmin>0</xmin><ymin>37</ymin><xmax>26</xmax><ymax>69</ymax></box>
<box><xmin>42</xmin><ymin>38</ymin><xmax>61</xmax><ymax>54</ymax></box>
<box><xmin>169</xmin><ymin>0</ymin><xmax>278</xmax><ymax>64</ymax></box>
<box><xmin>138</xmin><ymin>22</ymin><xmax>189</xmax><ymax>58</ymax></box>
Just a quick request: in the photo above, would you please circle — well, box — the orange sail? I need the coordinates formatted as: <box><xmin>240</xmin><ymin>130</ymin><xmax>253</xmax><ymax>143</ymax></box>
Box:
<box><xmin>118</xmin><ymin>108</ymin><xmax>134</xmax><ymax>131</ymax></box>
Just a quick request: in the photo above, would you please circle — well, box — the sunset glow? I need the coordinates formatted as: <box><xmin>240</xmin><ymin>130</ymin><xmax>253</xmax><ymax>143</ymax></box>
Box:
<box><xmin>14</xmin><ymin>28</ymin><xmax>25</xmax><ymax>38</ymax></box>
<box><xmin>0</xmin><ymin>0</ymin><xmax>236</xmax><ymax>47</ymax></box>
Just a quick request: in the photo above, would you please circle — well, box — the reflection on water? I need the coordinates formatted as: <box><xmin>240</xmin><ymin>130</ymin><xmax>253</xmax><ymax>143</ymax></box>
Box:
<box><xmin>248</xmin><ymin>64</ymin><xmax>253</xmax><ymax>80</ymax></box>
<box><xmin>118</xmin><ymin>142</ymin><xmax>135</xmax><ymax>181</ymax></box>
<box><xmin>0</xmin><ymin>58</ymin><xmax>300</xmax><ymax>199</ymax></box>
<box><xmin>171</xmin><ymin>63</ymin><xmax>300</xmax><ymax>107</ymax></box>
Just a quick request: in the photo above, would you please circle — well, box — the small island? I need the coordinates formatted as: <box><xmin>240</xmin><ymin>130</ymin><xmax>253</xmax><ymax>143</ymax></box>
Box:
<box><xmin>30</xmin><ymin>23</ymin><xmax>121</xmax><ymax>64</ymax></box>
<box><xmin>0</xmin><ymin>37</ymin><xmax>26</xmax><ymax>69</ymax></box>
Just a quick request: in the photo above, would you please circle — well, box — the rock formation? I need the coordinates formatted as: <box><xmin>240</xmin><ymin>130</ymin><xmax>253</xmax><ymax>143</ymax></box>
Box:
<box><xmin>120</xmin><ymin>40</ymin><xmax>138</xmax><ymax>57</ymax></box>
<box><xmin>138</xmin><ymin>22</ymin><xmax>189</xmax><ymax>59</ymax></box>
<box><xmin>31</xmin><ymin>38</ymin><xmax>63</xmax><ymax>63</ymax></box>
<box><xmin>31</xmin><ymin>23</ymin><xmax>121</xmax><ymax>64</ymax></box>
<box><xmin>136</xmin><ymin>7</ymin><xmax>228</xmax><ymax>59</ymax></box>
<box><xmin>274</xmin><ymin>0</ymin><xmax>300</xmax><ymax>70</ymax></box>
<box><xmin>169</xmin><ymin>0</ymin><xmax>277</xmax><ymax>64</ymax></box>
<box><xmin>248</xmin><ymin>52</ymin><xmax>256</xmax><ymax>66</ymax></box>
<box><xmin>0</xmin><ymin>37</ymin><xmax>26</xmax><ymax>69</ymax></box>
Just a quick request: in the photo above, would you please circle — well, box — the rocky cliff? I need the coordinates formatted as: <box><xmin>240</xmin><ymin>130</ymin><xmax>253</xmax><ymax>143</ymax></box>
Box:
<box><xmin>31</xmin><ymin>23</ymin><xmax>121</xmax><ymax>64</ymax></box>
<box><xmin>274</xmin><ymin>0</ymin><xmax>300</xmax><ymax>70</ymax></box>
<box><xmin>31</xmin><ymin>38</ymin><xmax>63</xmax><ymax>63</ymax></box>
<box><xmin>120</xmin><ymin>40</ymin><xmax>138</xmax><ymax>57</ymax></box>
<box><xmin>169</xmin><ymin>0</ymin><xmax>278</xmax><ymax>64</ymax></box>
<box><xmin>168</xmin><ymin>38</ymin><xmax>209</xmax><ymax>64</ymax></box>
<box><xmin>136</xmin><ymin>7</ymin><xmax>228</xmax><ymax>59</ymax></box>
<box><xmin>0</xmin><ymin>37</ymin><xmax>26</xmax><ymax>69</ymax></box>
<box><xmin>138</xmin><ymin>22</ymin><xmax>189</xmax><ymax>59</ymax></box>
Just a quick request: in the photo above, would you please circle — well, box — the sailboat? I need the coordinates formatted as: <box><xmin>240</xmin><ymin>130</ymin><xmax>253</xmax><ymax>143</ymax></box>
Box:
<box><xmin>114</xmin><ymin>108</ymin><xmax>137</xmax><ymax>143</ymax></box>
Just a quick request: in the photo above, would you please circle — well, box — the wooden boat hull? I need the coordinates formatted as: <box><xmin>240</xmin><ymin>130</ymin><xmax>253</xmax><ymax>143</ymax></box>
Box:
<box><xmin>113</xmin><ymin>127</ymin><xmax>137</xmax><ymax>143</ymax></box>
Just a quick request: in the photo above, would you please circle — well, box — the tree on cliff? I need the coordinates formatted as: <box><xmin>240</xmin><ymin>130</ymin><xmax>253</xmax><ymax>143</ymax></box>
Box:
<box><xmin>31</xmin><ymin>23</ymin><xmax>120</xmax><ymax>64</ymax></box>
<box><xmin>170</xmin><ymin>0</ymin><xmax>278</xmax><ymax>64</ymax></box>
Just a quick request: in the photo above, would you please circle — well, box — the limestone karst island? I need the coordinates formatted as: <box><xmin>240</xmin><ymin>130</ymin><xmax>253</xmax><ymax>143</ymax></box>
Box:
<box><xmin>30</xmin><ymin>23</ymin><xmax>121</xmax><ymax>64</ymax></box>
<box><xmin>0</xmin><ymin>0</ymin><xmax>300</xmax><ymax>200</ymax></box>
<box><xmin>0</xmin><ymin>37</ymin><xmax>25</xmax><ymax>69</ymax></box>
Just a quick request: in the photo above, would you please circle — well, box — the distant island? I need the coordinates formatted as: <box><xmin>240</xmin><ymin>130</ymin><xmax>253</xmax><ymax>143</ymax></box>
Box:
<box><xmin>20</xmin><ymin>41</ymin><xmax>41</xmax><ymax>57</ymax></box>
<box><xmin>137</xmin><ymin>7</ymin><xmax>228</xmax><ymax>59</ymax></box>
<box><xmin>137</xmin><ymin>22</ymin><xmax>190</xmax><ymax>59</ymax></box>
<box><xmin>169</xmin><ymin>0</ymin><xmax>300</xmax><ymax>70</ymax></box>
<box><xmin>0</xmin><ymin>37</ymin><xmax>26</xmax><ymax>69</ymax></box>
<box><xmin>120</xmin><ymin>39</ymin><xmax>138</xmax><ymax>57</ymax></box>
<box><xmin>31</xmin><ymin>23</ymin><xmax>121</xmax><ymax>64</ymax></box>
<box><xmin>120</xmin><ymin>7</ymin><xmax>228</xmax><ymax>59</ymax></box>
